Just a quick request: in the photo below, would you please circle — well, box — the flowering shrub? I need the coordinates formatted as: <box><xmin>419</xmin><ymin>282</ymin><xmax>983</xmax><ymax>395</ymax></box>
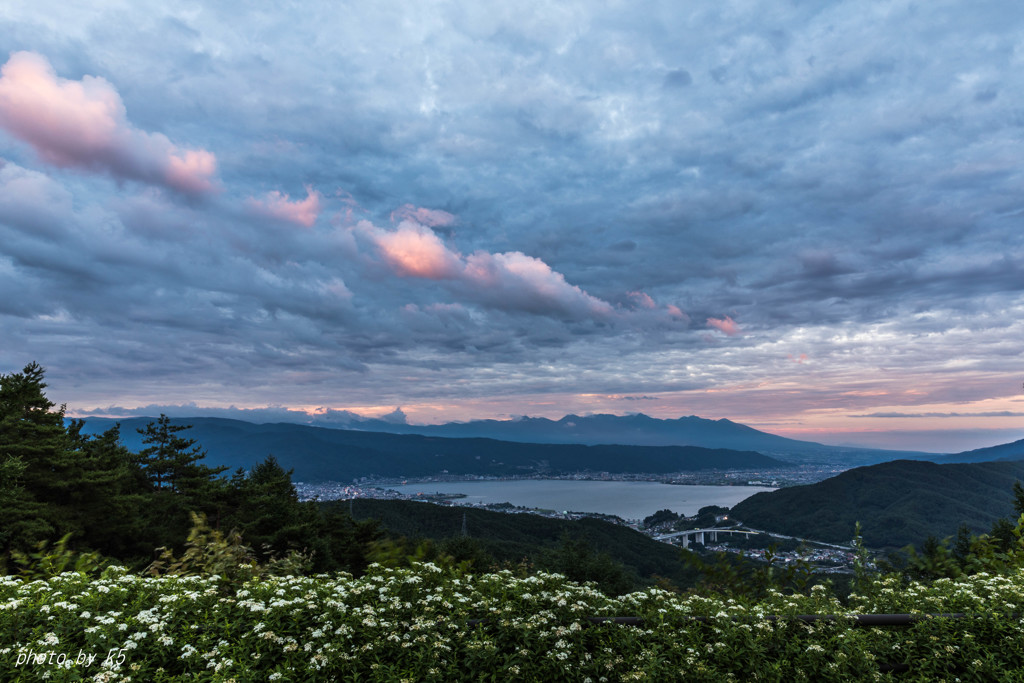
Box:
<box><xmin>2</xmin><ymin>564</ymin><xmax>1024</xmax><ymax>681</ymax></box>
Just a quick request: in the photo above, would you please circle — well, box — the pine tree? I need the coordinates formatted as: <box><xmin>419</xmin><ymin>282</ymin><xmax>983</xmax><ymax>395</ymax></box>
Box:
<box><xmin>136</xmin><ymin>415</ymin><xmax>227</xmax><ymax>494</ymax></box>
<box><xmin>0</xmin><ymin>362</ymin><xmax>68</xmax><ymax>495</ymax></box>
<box><xmin>229</xmin><ymin>455</ymin><xmax>318</xmax><ymax>560</ymax></box>
<box><xmin>0</xmin><ymin>363</ymin><xmax>149</xmax><ymax>557</ymax></box>
<box><xmin>0</xmin><ymin>362</ymin><xmax>71</xmax><ymax>550</ymax></box>
<box><xmin>64</xmin><ymin>420</ymin><xmax>149</xmax><ymax>558</ymax></box>
<box><xmin>0</xmin><ymin>453</ymin><xmax>36</xmax><ymax>553</ymax></box>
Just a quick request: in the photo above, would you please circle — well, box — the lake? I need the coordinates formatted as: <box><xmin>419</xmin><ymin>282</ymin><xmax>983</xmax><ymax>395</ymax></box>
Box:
<box><xmin>388</xmin><ymin>480</ymin><xmax>775</xmax><ymax>520</ymax></box>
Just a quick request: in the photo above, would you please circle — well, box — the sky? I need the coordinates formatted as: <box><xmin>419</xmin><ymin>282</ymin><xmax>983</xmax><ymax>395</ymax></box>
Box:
<box><xmin>1</xmin><ymin>1</ymin><xmax>1023</xmax><ymax>453</ymax></box>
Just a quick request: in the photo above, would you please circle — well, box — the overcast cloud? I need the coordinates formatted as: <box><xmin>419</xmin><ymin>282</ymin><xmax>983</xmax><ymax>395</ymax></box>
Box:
<box><xmin>1</xmin><ymin>0</ymin><xmax>1023</xmax><ymax>451</ymax></box>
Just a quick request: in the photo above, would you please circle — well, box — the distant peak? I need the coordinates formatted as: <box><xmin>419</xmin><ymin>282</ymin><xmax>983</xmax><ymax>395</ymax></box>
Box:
<box><xmin>379</xmin><ymin>407</ymin><xmax>408</xmax><ymax>425</ymax></box>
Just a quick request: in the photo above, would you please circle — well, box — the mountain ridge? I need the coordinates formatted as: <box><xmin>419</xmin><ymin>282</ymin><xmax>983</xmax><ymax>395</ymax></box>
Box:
<box><xmin>932</xmin><ymin>438</ymin><xmax>1024</xmax><ymax>464</ymax></box>
<box><xmin>75</xmin><ymin>411</ymin><xmax>941</xmax><ymax>465</ymax></box>
<box><xmin>75</xmin><ymin>416</ymin><xmax>791</xmax><ymax>482</ymax></box>
<box><xmin>317</xmin><ymin>411</ymin><xmax>942</xmax><ymax>463</ymax></box>
<box><xmin>729</xmin><ymin>458</ymin><xmax>1024</xmax><ymax>548</ymax></box>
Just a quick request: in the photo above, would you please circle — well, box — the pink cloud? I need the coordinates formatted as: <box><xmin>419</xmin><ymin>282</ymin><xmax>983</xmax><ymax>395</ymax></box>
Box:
<box><xmin>627</xmin><ymin>291</ymin><xmax>657</xmax><ymax>309</ymax></box>
<box><xmin>166</xmin><ymin>150</ymin><xmax>218</xmax><ymax>195</ymax></box>
<box><xmin>666</xmin><ymin>304</ymin><xmax>689</xmax><ymax>322</ymax></box>
<box><xmin>373</xmin><ymin>221</ymin><xmax>462</xmax><ymax>279</ymax></box>
<box><xmin>464</xmin><ymin>250</ymin><xmax>614</xmax><ymax>318</ymax></box>
<box><xmin>707</xmin><ymin>315</ymin><xmax>741</xmax><ymax>336</ymax></box>
<box><xmin>360</xmin><ymin>218</ymin><xmax>613</xmax><ymax>319</ymax></box>
<box><xmin>391</xmin><ymin>203</ymin><xmax>456</xmax><ymax>228</ymax></box>
<box><xmin>248</xmin><ymin>186</ymin><xmax>322</xmax><ymax>227</ymax></box>
<box><xmin>0</xmin><ymin>51</ymin><xmax>217</xmax><ymax>194</ymax></box>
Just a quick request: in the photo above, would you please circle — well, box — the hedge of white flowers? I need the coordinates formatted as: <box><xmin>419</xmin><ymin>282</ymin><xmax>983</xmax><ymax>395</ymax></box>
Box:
<box><xmin>3</xmin><ymin>564</ymin><xmax>1024</xmax><ymax>682</ymax></box>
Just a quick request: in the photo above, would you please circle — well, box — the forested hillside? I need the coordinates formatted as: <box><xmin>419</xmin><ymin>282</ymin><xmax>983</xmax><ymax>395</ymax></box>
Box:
<box><xmin>730</xmin><ymin>459</ymin><xmax>1024</xmax><ymax>548</ymax></box>
<box><xmin>933</xmin><ymin>438</ymin><xmax>1024</xmax><ymax>464</ymax></box>
<box><xmin>333</xmin><ymin>498</ymin><xmax>701</xmax><ymax>592</ymax></box>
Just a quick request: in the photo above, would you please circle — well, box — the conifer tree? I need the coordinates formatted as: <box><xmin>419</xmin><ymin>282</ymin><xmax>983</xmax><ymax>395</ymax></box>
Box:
<box><xmin>133</xmin><ymin>415</ymin><xmax>231</xmax><ymax>552</ymax></box>
<box><xmin>0</xmin><ymin>362</ymin><xmax>71</xmax><ymax>550</ymax></box>
<box><xmin>136</xmin><ymin>415</ymin><xmax>228</xmax><ymax>494</ymax></box>
<box><xmin>64</xmin><ymin>420</ymin><xmax>149</xmax><ymax>558</ymax></box>
<box><xmin>0</xmin><ymin>362</ymin><xmax>68</xmax><ymax>496</ymax></box>
<box><xmin>229</xmin><ymin>455</ymin><xmax>318</xmax><ymax>560</ymax></box>
<box><xmin>0</xmin><ymin>363</ymin><xmax>147</xmax><ymax>556</ymax></box>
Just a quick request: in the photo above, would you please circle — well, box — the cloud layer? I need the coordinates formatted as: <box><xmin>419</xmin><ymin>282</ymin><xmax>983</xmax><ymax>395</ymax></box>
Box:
<box><xmin>1</xmin><ymin>1</ymin><xmax>1023</xmax><ymax>451</ymax></box>
<box><xmin>0</xmin><ymin>52</ymin><xmax>217</xmax><ymax>194</ymax></box>
<box><xmin>359</xmin><ymin>218</ymin><xmax>616</xmax><ymax>319</ymax></box>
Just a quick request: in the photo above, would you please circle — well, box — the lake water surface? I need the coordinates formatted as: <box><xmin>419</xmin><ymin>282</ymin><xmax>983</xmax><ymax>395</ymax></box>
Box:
<box><xmin>388</xmin><ymin>480</ymin><xmax>775</xmax><ymax>520</ymax></box>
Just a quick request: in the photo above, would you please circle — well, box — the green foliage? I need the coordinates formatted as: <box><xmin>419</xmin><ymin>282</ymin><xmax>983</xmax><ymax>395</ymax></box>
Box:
<box><xmin>0</xmin><ymin>453</ymin><xmax>29</xmax><ymax>553</ymax></box>
<box><xmin>0</xmin><ymin>362</ymin><xmax>70</xmax><ymax>551</ymax></box>
<box><xmin>850</xmin><ymin>522</ymin><xmax>875</xmax><ymax>598</ymax></box>
<box><xmin>0</xmin><ymin>363</ymin><xmax>150</xmax><ymax>560</ymax></box>
<box><xmin>0</xmin><ymin>364</ymin><xmax>364</xmax><ymax>575</ymax></box>
<box><xmin>1014</xmin><ymin>481</ymin><xmax>1024</xmax><ymax>516</ymax></box>
<box><xmin>146</xmin><ymin>512</ymin><xmax>312</xmax><ymax>584</ymax></box>
<box><xmin>900</xmin><ymin>535</ymin><xmax>962</xmax><ymax>581</ymax></box>
<box><xmin>731</xmin><ymin>459</ymin><xmax>1024</xmax><ymax>548</ymax></box>
<box><xmin>643</xmin><ymin>508</ymin><xmax>680</xmax><ymax>527</ymax></box>
<box><xmin>893</xmin><ymin>501</ymin><xmax>1024</xmax><ymax>583</ymax></box>
<box><xmin>8</xmin><ymin>533</ymin><xmax>107</xmax><ymax>580</ymax></box>
<box><xmin>682</xmin><ymin>543</ymin><xmax>816</xmax><ymax>601</ymax></box>
<box><xmin>544</xmin><ymin>534</ymin><xmax>634</xmax><ymax>596</ymax></box>
<box><xmin>366</xmin><ymin>537</ymin><xmax>475</xmax><ymax>577</ymax></box>
<box><xmin>376</xmin><ymin>534</ymin><xmax>502</xmax><ymax>576</ymax></box>
<box><xmin>146</xmin><ymin>511</ymin><xmax>259</xmax><ymax>582</ymax></box>
<box><xmin>0</xmin><ymin>362</ymin><xmax>67</xmax><ymax>470</ymax></box>
<box><xmin>221</xmin><ymin>455</ymin><xmax>325</xmax><ymax>564</ymax></box>
<box><xmin>62</xmin><ymin>420</ymin><xmax>151</xmax><ymax>559</ymax></box>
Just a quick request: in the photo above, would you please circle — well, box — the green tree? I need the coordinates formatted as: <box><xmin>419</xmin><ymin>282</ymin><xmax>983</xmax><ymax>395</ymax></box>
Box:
<box><xmin>130</xmin><ymin>415</ymin><xmax>231</xmax><ymax>554</ymax></box>
<box><xmin>136</xmin><ymin>415</ymin><xmax>228</xmax><ymax>495</ymax></box>
<box><xmin>228</xmin><ymin>455</ymin><xmax>318</xmax><ymax>561</ymax></box>
<box><xmin>317</xmin><ymin>509</ymin><xmax>381</xmax><ymax>574</ymax></box>
<box><xmin>0</xmin><ymin>362</ymin><xmax>68</xmax><ymax>499</ymax></box>
<box><xmin>0</xmin><ymin>453</ymin><xmax>35</xmax><ymax>556</ymax></box>
<box><xmin>545</xmin><ymin>534</ymin><xmax>634</xmax><ymax>596</ymax></box>
<box><xmin>63</xmin><ymin>420</ymin><xmax>149</xmax><ymax>559</ymax></box>
<box><xmin>0</xmin><ymin>362</ymin><xmax>72</xmax><ymax>551</ymax></box>
<box><xmin>0</xmin><ymin>363</ymin><xmax>149</xmax><ymax>561</ymax></box>
<box><xmin>1013</xmin><ymin>481</ymin><xmax>1024</xmax><ymax>517</ymax></box>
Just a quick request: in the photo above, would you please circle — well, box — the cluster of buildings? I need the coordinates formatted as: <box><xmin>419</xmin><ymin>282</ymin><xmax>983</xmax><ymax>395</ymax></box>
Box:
<box><xmin>293</xmin><ymin>482</ymin><xmax>407</xmax><ymax>503</ymax></box>
<box><xmin>704</xmin><ymin>544</ymin><xmax>859</xmax><ymax>574</ymax></box>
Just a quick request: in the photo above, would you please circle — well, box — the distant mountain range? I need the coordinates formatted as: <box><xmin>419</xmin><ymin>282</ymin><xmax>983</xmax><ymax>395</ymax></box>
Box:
<box><xmin>932</xmin><ymin>438</ymin><xmax>1024</xmax><ymax>464</ymax></box>
<box><xmin>294</xmin><ymin>412</ymin><xmax>935</xmax><ymax>465</ymax></box>
<box><xmin>77</xmin><ymin>411</ymin><xmax>1024</xmax><ymax>485</ymax></box>
<box><xmin>730</xmin><ymin>459</ymin><xmax>1024</xmax><ymax>548</ymax></box>
<box><xmin>76</xmin><ymin>417</ymin><xmax>790</xmax><ymax>482</ymax></box>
